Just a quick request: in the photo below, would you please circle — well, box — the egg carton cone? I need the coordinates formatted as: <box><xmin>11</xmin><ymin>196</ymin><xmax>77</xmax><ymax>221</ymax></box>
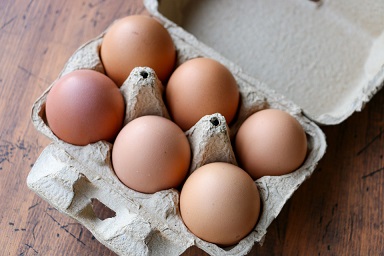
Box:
<box><xmin>28</xmin><ymin>12</ymin><xmax>326</xmax><ymax>256</ymax></box>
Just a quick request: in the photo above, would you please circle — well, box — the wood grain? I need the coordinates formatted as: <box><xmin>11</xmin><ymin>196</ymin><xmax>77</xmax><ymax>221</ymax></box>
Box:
<box><xmin>0</xmin><ymin>0</ymin><xmax>383</xmax><ymax>255</ymax></box>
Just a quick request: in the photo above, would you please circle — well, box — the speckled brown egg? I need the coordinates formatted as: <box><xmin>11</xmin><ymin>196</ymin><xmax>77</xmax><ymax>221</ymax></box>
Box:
<box><xmin>165</xmin><ymin>57</ymin><xmax>240</xmax><ymax>131</ymax></box>
<box><xmin>235</xmin><ymin>109</ymin><xmax>308</xmax><ymax>179</ymax></box>
<box><xmin>100</xmin><ymin>15</ymin><xmax>176</xmax><ymax>87</ymax></box>
<box><xmin>179</xmin><ymin>162</ymin><xmax>260</xmax><ymax>246</ymax></box>
<box><xmin>112</xmin><ymin>115</ymin><xmax>191</xmax><ymax>194</ymax></box>
<box><xmin>45</xmin><ymin>69</ymin><xmax>125</xmax><ymax>146</ymax></box>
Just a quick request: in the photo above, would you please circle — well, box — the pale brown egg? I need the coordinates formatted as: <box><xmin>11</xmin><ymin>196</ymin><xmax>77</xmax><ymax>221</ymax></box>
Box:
<box><xmin>165</xmin><ymin>57</ymin><xmax>240</xmax><ymax>131</ymax></box>
<box><xmin>100</xmin><ymin>15</ymin><xmax>176</xmax><ymax>87</ymax></box>
<box><xmin>111</xmin><ymin>115</ymin><xmax>191</xmax><ymax>194</ymax></box>
<box><xmin>45</xmin><ymin>69</ymin><xmax>125</xmax><ymax>146</ymax></box>
<box><xmin>235</xmin><ymin>109</ymin><xmax>308</xmax><ymax>179</ymax></box>
<box><xmin>179</xmin><ymin>162</ymin><xmax>260</xmax><ymax>246</ymax></box>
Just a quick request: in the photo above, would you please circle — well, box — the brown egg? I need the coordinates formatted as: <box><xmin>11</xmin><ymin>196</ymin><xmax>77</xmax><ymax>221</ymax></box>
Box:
<box><xmin>165</xmin><ymin>57</ymin><xmax>239</xmax><ymax>131</ymax></box>
<box><xmin>45</xmin><ymin>69</ymin><xmax>125</xmax><ymax>146</ymax></box>
<box><xmin>100</xmin><ymin>15</ymin><xmax>176</xmax><ymax>86</ymax></box>
<box><xmin>112</xmin><ymin>115</ymin><xmax>191</xmax><ymax>194</ymax></box>
<box><xmin>235</xmin><ymin>109</ymin><xmax>308</xmax><ymax>179</ymax></box>
<box><xmin>179</xmin><ymin>162</ymin><xmax>260</xmax><ymax>246</ymax></box>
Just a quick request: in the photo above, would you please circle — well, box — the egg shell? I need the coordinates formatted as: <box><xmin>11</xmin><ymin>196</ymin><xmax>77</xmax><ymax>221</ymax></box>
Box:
<box><xmin>180</xmin><ymin>162</ymin><xmax>261</xmax><ymax>246</ymax></box>
<box><xmin>28</xmin><ymin>11</ymin><xmax>327</xmax><ymax>256</ymax></box>
<box><xmin>45</xmin><ymin>69</ymin><xmax>125</xmax><ymax>146</ymax></box>
<box><xmin>235</xmin><ymin>109</ymin><xmax>308</xmax><ymax>179</ymax></box>
<box><xmin>100</xmin><ymin>15</ymin><xmax>176</xmax><ymax>87</ymax></box>
<box><xmin>112</xmin><ymin>115</ymin><xmax>191</xmax><ymax>194</ymax></box>
<box><xmin>165</xmin><ymin>57</ymin><xmax>240</xmax><ymax>131</ymax></box>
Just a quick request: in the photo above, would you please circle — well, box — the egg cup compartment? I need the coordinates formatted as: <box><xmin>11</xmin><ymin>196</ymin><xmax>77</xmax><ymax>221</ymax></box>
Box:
<box><xmin>28</xmin><ymin>13</ymin><xmax>326</xmax><ymax>256</ymax></box>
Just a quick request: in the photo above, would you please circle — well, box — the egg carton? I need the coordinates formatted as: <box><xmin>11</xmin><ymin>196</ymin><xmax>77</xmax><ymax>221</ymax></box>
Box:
<box><xmin>28</xmin><ymin>9</ymin><xmax>326</xmax><ymax>256</ymax></box>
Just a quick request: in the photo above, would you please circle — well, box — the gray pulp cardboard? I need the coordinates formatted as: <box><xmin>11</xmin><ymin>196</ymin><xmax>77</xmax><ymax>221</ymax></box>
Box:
<box><xmin>28</xmin><ymin>0</ymin><xmax>384</xmax><ymax>255</ymax></box>
<box><xmin>154</xmin><ymin>0</ymin><xmax>384</xmax><ymax>125</ymax></box>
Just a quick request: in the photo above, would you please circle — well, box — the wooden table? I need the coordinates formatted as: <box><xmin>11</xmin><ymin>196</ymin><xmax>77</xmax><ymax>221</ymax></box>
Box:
<box><xmin>1</xmin><ymin>0</ymin><xmax>383</xmax><ymax>255</ymax></box>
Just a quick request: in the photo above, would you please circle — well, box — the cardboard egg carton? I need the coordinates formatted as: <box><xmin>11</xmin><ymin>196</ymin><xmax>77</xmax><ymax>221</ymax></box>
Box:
<box><xmin>28</xmin><ymin>0</ymin><xmax>384</xmax><ymax>255</ymax></box>
<box><xmin>28</xmin><ymin>28</ymin><xmax>325</xmax><ymax>256</ymax></box>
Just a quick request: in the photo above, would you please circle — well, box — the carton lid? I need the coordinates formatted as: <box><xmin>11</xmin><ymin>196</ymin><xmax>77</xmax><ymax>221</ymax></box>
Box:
<box><xmin>148</xmin><ymin>0</ymin><xmax>384</xmax><ymax>125</ymax></box>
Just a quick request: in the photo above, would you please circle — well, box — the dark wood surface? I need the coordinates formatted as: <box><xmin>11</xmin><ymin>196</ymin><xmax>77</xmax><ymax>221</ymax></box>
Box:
<box><xmin>1</xmin><ymin>0</ymin><xmax>383</xmax><ymax>255</ymax></box>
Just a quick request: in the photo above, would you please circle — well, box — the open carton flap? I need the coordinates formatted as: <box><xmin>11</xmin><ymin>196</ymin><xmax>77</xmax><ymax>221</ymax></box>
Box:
<box><xmin>154</xmin><ymin>0</ymin><xmax>384</xmax><ymax>125</ymax></box>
